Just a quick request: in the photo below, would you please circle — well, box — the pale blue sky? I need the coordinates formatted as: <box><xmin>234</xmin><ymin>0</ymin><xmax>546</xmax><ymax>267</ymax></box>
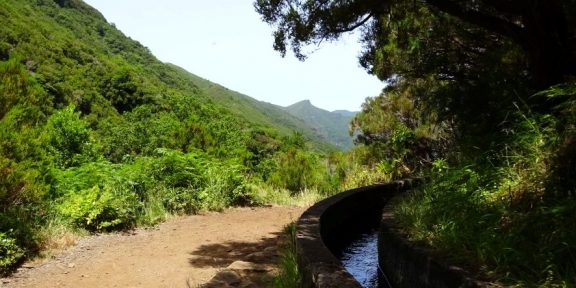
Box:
<box><xmin>83</xmin><ymin>0</ymin><xmax>384</xmax><ymax>111</ymax></box>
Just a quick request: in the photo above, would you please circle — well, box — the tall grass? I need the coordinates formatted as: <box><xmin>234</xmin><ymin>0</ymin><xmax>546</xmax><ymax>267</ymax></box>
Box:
<box><xmin>273</xmin><ymin>222</ymin><xmax>300</xmax><ymax>288</ymax></box>
<box><xmin>247</xmin><ymin>182</ymin><xmax>326</xmax><ymax>207</ymax></box>
<box><xmin>394</xmin><ymin>108</ymin><xmax>576</xmax><ymax>286</ymax></box>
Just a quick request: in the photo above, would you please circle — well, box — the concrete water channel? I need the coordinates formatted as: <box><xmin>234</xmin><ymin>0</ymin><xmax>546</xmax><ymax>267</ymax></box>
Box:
<box><xmin>295</xmin><ymin>182</ymin><xmax>405</xmax><ymax>288</ymax></box>
<box><xmin>295</xmin><ymin>180</ymin><xmax>487</xmax><ymax>288</ymax></box>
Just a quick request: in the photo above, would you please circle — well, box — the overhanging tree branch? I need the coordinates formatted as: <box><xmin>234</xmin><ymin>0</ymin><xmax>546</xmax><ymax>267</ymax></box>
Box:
<box><xmin>331</xmin><ymin>13</ymin><xmax>373</xmax><ymax>34</ymax></box>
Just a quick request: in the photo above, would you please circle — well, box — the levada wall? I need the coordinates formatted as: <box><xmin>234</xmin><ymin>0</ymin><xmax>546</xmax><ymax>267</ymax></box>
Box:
<box><xmin>295</xmin><ymin>178</ymin><xmax>489</xmax><ymax>288</ymax></box>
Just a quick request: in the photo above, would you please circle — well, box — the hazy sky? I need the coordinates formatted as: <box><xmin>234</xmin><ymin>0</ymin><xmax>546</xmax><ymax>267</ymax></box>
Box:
<box><xmin>83</xmin><ymin>0</ymin><xmax>384</xmax><ymax>111</ymax></box>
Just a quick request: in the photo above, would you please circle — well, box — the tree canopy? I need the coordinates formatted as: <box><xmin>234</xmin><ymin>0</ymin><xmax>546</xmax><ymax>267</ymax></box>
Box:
<box><xmin>255</xmin><ymin>0</ymin><xmax>576</xmax><ymax>88</ymax></box>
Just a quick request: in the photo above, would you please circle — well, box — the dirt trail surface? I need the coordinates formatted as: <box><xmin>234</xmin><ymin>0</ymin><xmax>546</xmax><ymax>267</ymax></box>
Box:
<box><xmin>1</xmin><ymin>206</ymin><xmax>305</xmax><ymax>288</ymax></box>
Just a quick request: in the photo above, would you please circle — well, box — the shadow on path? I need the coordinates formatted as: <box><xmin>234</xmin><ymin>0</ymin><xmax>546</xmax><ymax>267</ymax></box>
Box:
<box><xmin>189</xmin><ymin>232</ymin><xmax>287</xmax><ymax>287</ymax></box>
<box><xmin>188</xmin><ymin>232</ymin><xmax>284</xmax><ymax>268</ymax></box>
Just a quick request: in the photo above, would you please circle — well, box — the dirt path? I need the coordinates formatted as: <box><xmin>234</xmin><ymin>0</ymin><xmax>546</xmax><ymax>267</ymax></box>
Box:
<box><xmin>1</xmin><ymin>206</ymin><xmax>305</xmax><ymax>288</ymax></box>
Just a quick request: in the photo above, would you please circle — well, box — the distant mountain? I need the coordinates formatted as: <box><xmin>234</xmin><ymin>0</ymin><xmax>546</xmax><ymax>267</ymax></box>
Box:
<box><xmin>284</xmin><ymin>100</ymin><xmax>357</xmax><ymax>150</ymax></box>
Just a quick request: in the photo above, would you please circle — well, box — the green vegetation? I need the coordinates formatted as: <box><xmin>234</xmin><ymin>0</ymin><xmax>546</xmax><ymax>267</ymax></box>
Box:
<box><xmin>2</xmin><ymin>0</ymin><xmax>575</xmax><ymax>286</ymax></box>
<box><xmin>0</xmin><ymin>0</ymin><xmax>350</xmax><ymax>274</ymax></box>
<box><xmin>256</xmin><ymin>0</ymin><xmax>576</xmax><ymax>286</ymax></box>
<box><xmin>273</xmin><ymin>222</ymin><xmax>300</xmax><ymax>288</ymax></box>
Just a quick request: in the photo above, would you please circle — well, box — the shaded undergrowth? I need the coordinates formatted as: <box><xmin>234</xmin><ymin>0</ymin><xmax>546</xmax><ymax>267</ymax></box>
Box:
<box><xmin>395</xmin><ymin>98</ymin><xmax>576</xmax><ymax>287</ymax></box>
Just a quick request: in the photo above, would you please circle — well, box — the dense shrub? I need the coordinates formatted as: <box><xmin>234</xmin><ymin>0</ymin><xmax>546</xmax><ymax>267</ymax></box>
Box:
<box><xmin>269</xmin><ymin>149</ymin><xmax>322</xmax><ymax>193</ymax></box>
<box><xmin>161</xmin><ymin>187</ymin><xmax>198</xmax><ymax>214</ymax></box>
<box><xmin>148</xmin><ymin>148</ymin><xmax>204</xmax><ymax>188</ymax></box>
<box><xmin>200</xmin><ymin>162</ymin><xmax>248</xmax><ymax>209</ymax></box>
<box><xmin>58</xmin><ymin>185</ymin><xmax>139</xmax><ymax>232</ymax></box>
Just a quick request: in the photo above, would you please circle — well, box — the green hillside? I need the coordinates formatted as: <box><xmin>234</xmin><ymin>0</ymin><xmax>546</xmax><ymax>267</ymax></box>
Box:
<box><xmin>285</xmin><ymin>100</ymin><xmax>356</xmax><ymax>150</ymax></box>
<box><xmin>168</xmin><ymin>65</ymin><xmax>334</xmax><ymax>150</ymax></box>
<box><xmin>0</xmin><ymin>0</ymin><xmax>344</xmax><ymax>273</ymax></box>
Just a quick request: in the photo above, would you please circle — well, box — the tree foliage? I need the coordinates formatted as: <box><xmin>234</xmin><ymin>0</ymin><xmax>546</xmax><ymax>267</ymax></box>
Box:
<box><xmin>255</xmin><ymin>0</ymin><xmax>575</xmax><ymax>87</ymax></box>
<box><xmin>351</xmin><ymin>79</ymin><xmax>448</xmax><ymax>176</ymax></box>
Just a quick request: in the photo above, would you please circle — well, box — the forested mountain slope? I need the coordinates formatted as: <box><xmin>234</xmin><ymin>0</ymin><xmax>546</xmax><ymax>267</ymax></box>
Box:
<box><xmin>0</xmin><ymin>0</ymin><xmax>331</xmax><ymax>149</ymax></box>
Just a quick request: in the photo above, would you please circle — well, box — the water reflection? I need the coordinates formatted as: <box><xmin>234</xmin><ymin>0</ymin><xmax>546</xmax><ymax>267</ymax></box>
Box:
<box><xmin>340</xmin><ymin>230</ymin><xmax>388</xmax><ymax>288</ymax></box>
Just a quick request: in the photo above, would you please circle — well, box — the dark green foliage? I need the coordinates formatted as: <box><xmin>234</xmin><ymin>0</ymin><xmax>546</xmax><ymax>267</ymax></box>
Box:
<box><xmin>0</xmin><ymin>57</ymin><xmax>30</xmax><ymax>119</ymax></box>
<box><xmin>0</xmin><ymin>56</ymin><xmax>49</xmax><ymax>124</ymax></box>
<box><xmin>392</xmin><ymin>99</ymin><xmax>576</xmax><ymax>285</ymax></box>
<box><xmin>100</xmin><ymin>66</ymin><xmax>150</xmax><ymax>113</ymax></box>
<box><xmin>539</xmin><ymin>84</ymin><xmax>576</xmax><ymax>200</ymax></box>
<box><xmin>54</xmin><ymin>0</ymin><xmax>71</xmax><ymax>8</ymax></box>
<box><xmin>255</xmin><ymin>0</ymin><xmax>575</xmax><ymax>87</ymax></box>
<box><xmin>398</xmin><ymin>167</ymin><xmax>576</xmax><ymax>285</ymax></box>
<box><xmin>244</xmin><ymin>128</ymin><xmax>281</xmax><ymax>172</ymax></box>
<box><xmin>350</xmin><ymin>79</ymin><xmax>447</xmax><ymax>178</ymax></box>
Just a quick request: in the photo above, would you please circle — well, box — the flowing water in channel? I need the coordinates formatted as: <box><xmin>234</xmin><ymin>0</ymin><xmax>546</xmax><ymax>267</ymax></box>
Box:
<box><xmin>340</xmin><ymin>229</ymin><xmax>391</xmax><ymax>288</ymax></box>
